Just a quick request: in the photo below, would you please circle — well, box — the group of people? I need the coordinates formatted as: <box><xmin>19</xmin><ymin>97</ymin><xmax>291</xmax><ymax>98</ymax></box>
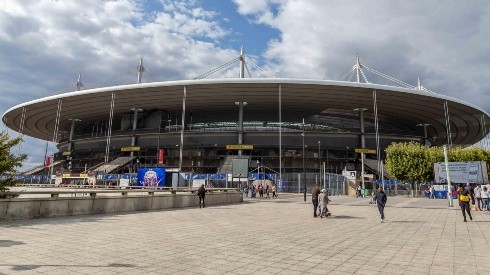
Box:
<box><xmin>243</xmin><ymin>183</ymin><xmax>278</xmax><ymax>199</ymax></box>
<box><xmin>457</xmin><ymin>183</ymin><xmax>490</xmax><ymax>222</ymax></box>
<box><xmin>312</xmin><ymin>185</ymin><xmax>388</xmax><ymax>222</ymax></box>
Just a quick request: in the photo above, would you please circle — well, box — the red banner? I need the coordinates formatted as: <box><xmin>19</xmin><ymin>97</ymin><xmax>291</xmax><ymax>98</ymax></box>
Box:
<box><xmin>44</xmin><ymin>156</ymin><xmax>51</xmax><ymax>167</ymax></box>
<box><xmin>158</xmin><ymin>148</ymin><xmax>165</xmax><ymax>164</ymax></box>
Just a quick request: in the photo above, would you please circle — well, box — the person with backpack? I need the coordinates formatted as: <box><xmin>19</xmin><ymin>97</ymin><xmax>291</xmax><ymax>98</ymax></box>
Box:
<box><xmin>457</xmin><ymin>183</ymin><xmax>473</xmax><ymax>222</ymax></box>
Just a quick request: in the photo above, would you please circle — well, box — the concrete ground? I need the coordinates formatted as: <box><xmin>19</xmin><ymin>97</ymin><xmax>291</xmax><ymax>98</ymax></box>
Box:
<box><xmin>1</xmin><ymin>194</ymin><xmax>489</xmax><ymax>274</ymax></box>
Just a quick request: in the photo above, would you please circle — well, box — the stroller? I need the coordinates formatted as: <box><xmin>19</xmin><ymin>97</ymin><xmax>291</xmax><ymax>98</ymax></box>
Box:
<box><xmin>251</xmin><ymin>189</ymin><xmax>256</xmax><ymax>198</ymax></box>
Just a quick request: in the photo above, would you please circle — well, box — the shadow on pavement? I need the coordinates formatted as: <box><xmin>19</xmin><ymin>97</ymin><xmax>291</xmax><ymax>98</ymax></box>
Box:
<box><xmin>331</xmin><ymin>215</ymin><xmax>365</xmax><ymax>219</ymax></box>
<box><xmin>0</xmin><ymin>240</ymin><xmax>26</xmax><ymax>247</ymax></box>
<box><xmin>388</xmin><ymin>220</ymin><xmax>424</xmax><ymax>223</ymax></box>
<box><xmin>5</xmin><ymin>262</ymin><xmax>139</xmax><ymax>271</ymax></box>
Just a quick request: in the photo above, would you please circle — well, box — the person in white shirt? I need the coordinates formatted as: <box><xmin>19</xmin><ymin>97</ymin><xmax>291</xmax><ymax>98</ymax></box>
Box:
<box><xmin>474</xmin><ymin>184</ymin><xmax>482</xmax><ymax>211</ymax></box>
<box><xmin>481</xmin><ymin>186</ymin><xmax>489</xmax><ymax>211</ymax></box>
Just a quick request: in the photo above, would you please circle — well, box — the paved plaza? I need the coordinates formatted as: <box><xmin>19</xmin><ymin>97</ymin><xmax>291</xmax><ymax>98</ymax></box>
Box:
<box><xmin>1</xmin><ymin>194</ymin><xmax>489</xmax><ymax>274</ymax></box>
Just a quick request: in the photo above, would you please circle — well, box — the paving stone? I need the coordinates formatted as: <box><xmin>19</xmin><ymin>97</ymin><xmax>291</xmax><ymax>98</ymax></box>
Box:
<box><xmin>0</xmin><ymin>195</ymin><xmax>489</xmax><ymax>274</ymax></box>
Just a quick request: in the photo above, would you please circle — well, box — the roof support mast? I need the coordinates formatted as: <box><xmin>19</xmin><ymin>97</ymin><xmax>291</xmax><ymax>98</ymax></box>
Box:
<box><xmin>76</xmin><ymin>74</ymin><xmax>83</xmax><ymax>91</ymax></box>
<box><xmin>239</xmin><ymin>46</ymin><xmax>245</xmax><ymax>78</ymax></box>
<box><xmin>137</xmin><ymin>58</ymin><xmax>145</xmax><ymax>84</ymax></box>
<box><xmin>356</xmin><ymin>53</ymin><xmax>360</xmax><ymax>83</ymax></box>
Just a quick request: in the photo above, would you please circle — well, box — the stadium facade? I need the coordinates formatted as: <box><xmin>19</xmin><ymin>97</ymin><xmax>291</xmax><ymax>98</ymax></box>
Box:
<box><xmin>2</xmin><ymin>52</ymin><xmax>490</xmax><ymax>186</ymax></box>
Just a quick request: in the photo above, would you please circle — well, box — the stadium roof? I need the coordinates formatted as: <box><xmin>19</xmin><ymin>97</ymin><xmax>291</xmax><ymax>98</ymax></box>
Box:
<box><xmin>3</xmin><ymin>78</ymin><xmax>489</xmax><ymax>146</ymax></box>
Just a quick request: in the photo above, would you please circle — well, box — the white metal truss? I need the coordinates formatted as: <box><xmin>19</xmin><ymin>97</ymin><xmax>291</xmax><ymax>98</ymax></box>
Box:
<box><xmin>340</xmin><ymin>55</ymin><xmax>438</xmax><ymax>94</ymax></box>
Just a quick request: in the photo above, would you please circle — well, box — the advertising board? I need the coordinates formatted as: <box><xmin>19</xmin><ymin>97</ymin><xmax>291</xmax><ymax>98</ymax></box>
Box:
<box><xmin>434</xmin><ymin>161</ymin><xmax>488</xmax><ymax>184</ymax></box>
<box><xmin>137</xmin><ymin>168</ymin><xmax>166</xmax><ymax>187</ymax></box>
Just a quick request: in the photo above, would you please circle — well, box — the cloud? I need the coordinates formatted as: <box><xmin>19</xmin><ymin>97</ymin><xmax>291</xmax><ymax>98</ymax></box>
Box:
<box><xmin>2</xmin><ymin>0</ymin><xmax>490</xmax><ymax>171</ymax></box>
<box><xmin>234</xmin><ymin>0</ymin><xmax>490</xmax><ymax>112</ymax></box>
<box><xmin>0</xmin><ymin>0</ymin><xmax>238</xmax><ymax>171</ymax></box>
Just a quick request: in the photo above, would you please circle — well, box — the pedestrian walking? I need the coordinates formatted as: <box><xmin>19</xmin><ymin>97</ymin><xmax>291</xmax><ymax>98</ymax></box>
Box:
<box><xmin>457</xmin><ymin>183</ymin><xmax>473</xmax><ymax>222</ymax></box>
<box><xmin>312</xmin><ymin>184</ymin><xmax>320</xmax><ymax>218</ymax></box>
<box><xmin>356</xmin><ymin>184</ymin><xmax>362</xmax><ymax>198</ymax></box>
<box><xmin>272</xmin><ymin>184</ymin><xmax>278</xmax><ymax>198</ymax></box>
<box><xmin>474</xmin><ymin>184</ymin><xmax>482</xmax><ymax>211</ymax></box>
<box><xmin>318</xmin><ymin>189</ymin><xmax>331</xmax><ymax>217</ymax></box>
<box><xmin>266</xmin><ymin>183</ymin><xmax>270</xmax><ymax>198</ymax></box>
<box><xmin>197</xmin><ymin>184</ymin><xmax>206</xmax><ymax>208</ymax></box>
<box><xmin>481</xmin><ymin>186</ymin><xmax>489</xmax><ymax>211</ymax></box>
<box><xmin>369</xmin><ymin>189</ymin><xmax>376</xmax><ymax>204</ymax></box>
<box><xmin>429</xmin><ymin>185</ymin><xmax>435</xmax><ymax>199</ymax></box>
<box><xmin>376</xmin><ymin>187</ymin><xmax>387</xmax><ymax>222</ymax></box>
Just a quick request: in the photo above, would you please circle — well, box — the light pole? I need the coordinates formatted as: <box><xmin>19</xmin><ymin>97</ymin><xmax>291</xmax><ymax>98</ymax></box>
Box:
<box><xmin>318</xmin><ymin>141</ymin><xmax>321</xmax><ymax>186</ymax></box>
<box><xmin>302</xmin><ymin>118</ymin><xmax>306</xmax><ymax>202</ymax></box>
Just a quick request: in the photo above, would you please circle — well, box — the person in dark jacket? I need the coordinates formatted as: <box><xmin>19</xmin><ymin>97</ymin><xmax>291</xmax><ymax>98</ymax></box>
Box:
<box><xmin>311</xmin><ymin>184</ymin><xmax>320</xmax><ymax>218</ymax></box>
<box><xmin>376</xmin><ymin>187</ymin><xmax>387</xmax><ymax>222</ymax></box>
<box><xmin>458</xmin><ymin>183</ymin><xmax>473</xmax><ymax>222</ymax></box>
<box><xmin>197</xmin><ymin>184</ymin><xmax>206</xmax><ymax>208</ymax></box>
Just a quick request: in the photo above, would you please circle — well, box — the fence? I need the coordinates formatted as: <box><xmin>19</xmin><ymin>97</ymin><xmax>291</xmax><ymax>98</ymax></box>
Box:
<box><xmin>6</xmin><ymin>171</ymin><xmax>347</xmax><ymax>195</ymax></box>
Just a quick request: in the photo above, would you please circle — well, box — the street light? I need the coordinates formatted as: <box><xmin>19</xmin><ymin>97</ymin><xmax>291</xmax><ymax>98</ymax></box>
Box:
<box><xmin>318</xmin><ymin>141</ymin><xmax>321</xmax><ymax>186</ymax></box>
<box><xmin>302</xmin><ymin>118</ymin><xmax>306</xmax><ymax>202</ymax></box>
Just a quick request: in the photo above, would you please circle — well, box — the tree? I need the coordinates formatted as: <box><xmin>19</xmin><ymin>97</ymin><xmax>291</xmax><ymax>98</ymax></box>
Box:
<box><xmin>0</xmin><ymin>131</ymin><xmax>27</xmax><ymax>194</ymax></box>
<box><xmin>385</xmin><ymin>141</ymin><xmax>490</xmax><ymax>183</ymax></box>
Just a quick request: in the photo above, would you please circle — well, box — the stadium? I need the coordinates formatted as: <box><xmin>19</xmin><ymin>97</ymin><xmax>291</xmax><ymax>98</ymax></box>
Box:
<box><xmin>2</xmin><ymin>51</ymin><xmax>490</xmax><ymax>189</ymax></box>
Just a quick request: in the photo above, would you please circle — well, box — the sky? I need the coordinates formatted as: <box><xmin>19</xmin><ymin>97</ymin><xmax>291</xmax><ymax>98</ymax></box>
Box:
<box><xmin>1</xmin><ymin>0</ymin><xmax>490</xmax><ymax>171</ymax></box>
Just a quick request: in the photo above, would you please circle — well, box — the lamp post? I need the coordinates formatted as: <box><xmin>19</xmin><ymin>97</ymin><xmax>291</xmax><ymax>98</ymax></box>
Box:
<box><xmin>302</xmin><ymin>118</ymin><xmax>306</xmax><ymax>202</ymax></box>
<box><xmin>318</xmin><ymin>141</ymin><xmax>321</xmax><ymax>186</ymax></box>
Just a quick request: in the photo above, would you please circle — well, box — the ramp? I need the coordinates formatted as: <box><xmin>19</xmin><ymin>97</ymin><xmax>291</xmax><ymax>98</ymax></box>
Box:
<box><xmin>363</xmin><ymin>158</ymin><xmax>392</xmax><ymax>180</ymax></box>
<box><xmin>94</xmin><ymin>156</ymin><xmax>135</xmax><ymax>174</ymax></box>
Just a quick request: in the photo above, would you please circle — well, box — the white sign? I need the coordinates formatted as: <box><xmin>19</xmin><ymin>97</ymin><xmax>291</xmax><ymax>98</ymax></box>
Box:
<box><xmin>119</xmin><ymin>179</ymin><xmax>129</xmax><ymax>187</ymax></box>
<box><xmin>342</xmin><ymin>170</ymin><xmax>357</xmax><ymax>180</ymax></box>
<box><xmin>434</xmin><ymin>161</ymin><xmax>488</xmax><ymax>184</ymax></box>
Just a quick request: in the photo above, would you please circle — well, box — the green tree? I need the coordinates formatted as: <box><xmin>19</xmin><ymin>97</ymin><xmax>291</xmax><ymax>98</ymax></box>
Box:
<box><xmin>0</xmin><ymin>131</ymin><xmax>27</xmax><ymax>194</ymax></box>
<box><xmin>385</xmin><ymin>142</ymin><xmax>435</xmax><ymax>182</ymax></box>
<box><xmin>385</xmin><ymin>142</ymin><xmax>490</xmax><ymax>183</ymax></box>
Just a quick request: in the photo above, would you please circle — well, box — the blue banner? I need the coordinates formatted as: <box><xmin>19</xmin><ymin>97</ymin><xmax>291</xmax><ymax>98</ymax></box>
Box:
<box><xmin>103</xmin><ymin>174</ymin><xmax>121</xmax><ymax>180</ymax></box>
<box><xmin>249</xmin><ymin>173</ymin><xmax>276</xmax><ymax>180</ymax></box>
<box><xmin>120</xmin><ymin>173</ymin><xmax>136</xmax><ymax>179</ymax></box>
<box><xmin>137</xmin><ymin>168</ymin><xmax>165</xmax><ymax>187</ymax></box>
<box><xmin>375</xmin><ymin>180</ymin><xmax>401</xmax><ymax>185</ymax></box>
<box><xmin>184</xmin><ymin>173</ymin><xmax>227</xmax><ymax>180</ymax></box>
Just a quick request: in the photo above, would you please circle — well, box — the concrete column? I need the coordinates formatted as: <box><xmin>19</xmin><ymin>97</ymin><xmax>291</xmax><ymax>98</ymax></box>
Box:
<box><xmin>68</xmin><ymin>119</ymin><xmax>76</xmax><ymax>151</ymax></box>
<box><xmin>235</xmin><ymin>101</ymin><xmax>247</xmax><ymax>156</ymax></box>
<box><xmin>130</xmin><ymin>108</ymin><xmax>141</xmax><ymax>157</ymax></box>
<box><xmin>359</xmin><ymin>108</ymin><xmax>366</xmax><ymax>148</ymax></box>
<box><xmin>354</xmin><ymin>108</ymin><xmax>367</xmax><ymax>191</ymax></box>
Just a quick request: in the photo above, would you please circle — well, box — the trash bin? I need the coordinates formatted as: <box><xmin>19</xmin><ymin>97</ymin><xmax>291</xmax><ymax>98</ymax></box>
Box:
<box><xmin>361</xmin><ymin>189</ymin><xmax>371</xmax><ymax>197</ymax></box>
